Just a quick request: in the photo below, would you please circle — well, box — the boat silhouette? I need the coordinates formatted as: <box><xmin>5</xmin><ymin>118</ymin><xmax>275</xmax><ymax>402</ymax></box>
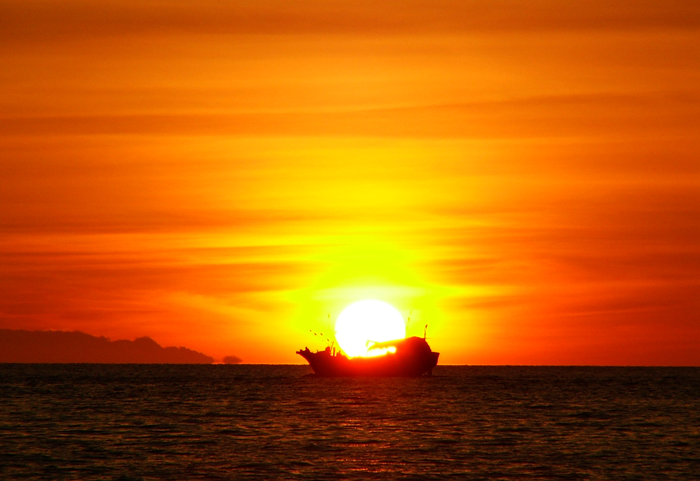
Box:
<box><xmin>297</xmin><ymin>336</ymin><xmax>439</xmax><ymax>377</ymax></box>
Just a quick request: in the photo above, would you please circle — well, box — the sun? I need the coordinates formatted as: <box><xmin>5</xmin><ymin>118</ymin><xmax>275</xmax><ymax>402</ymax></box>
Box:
<box><xmin>335</xmin><ymin>299</ymin><xmax>406</xmax><ymax>358</ymax></box>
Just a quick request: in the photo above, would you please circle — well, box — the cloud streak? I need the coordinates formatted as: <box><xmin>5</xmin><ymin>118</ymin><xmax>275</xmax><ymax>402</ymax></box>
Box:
<box><xmin>1</xmin><ymin>0</ymin><xmax>698</xmax><ymax>44</ymax></box>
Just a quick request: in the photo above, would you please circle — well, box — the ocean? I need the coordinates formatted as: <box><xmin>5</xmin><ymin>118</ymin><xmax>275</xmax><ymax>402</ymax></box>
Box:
<box><xmin>1</xmin><ymin>365</ymin><xmax>698</xmax><ymax>480</ymax></box>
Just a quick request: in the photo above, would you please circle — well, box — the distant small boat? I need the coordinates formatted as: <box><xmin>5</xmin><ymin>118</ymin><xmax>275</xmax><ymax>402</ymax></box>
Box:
<box><xmin>297</xmin><ymin>336</ymin><xmax>439</xmax><ymax>377</ymax></box>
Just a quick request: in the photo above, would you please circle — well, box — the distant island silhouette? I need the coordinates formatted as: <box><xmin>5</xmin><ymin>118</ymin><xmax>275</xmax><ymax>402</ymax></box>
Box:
<box><xmin>0</xmin><ymin>329</ymin><xmax>214</xmax><ymax>363</ymax></box>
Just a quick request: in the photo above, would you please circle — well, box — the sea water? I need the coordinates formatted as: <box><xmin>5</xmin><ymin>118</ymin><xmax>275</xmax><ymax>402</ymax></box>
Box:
<box><xmin>1</xmin><ymin>365</ymin><xmax>698</xmax><ymax>480</ymax></box>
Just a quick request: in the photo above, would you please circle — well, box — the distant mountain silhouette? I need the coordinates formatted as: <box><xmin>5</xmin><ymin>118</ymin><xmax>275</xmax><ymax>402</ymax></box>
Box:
<box><xmin>0</xmin><ymin>329</ymin><xmax>214</xmax><ymax>363</ymax></box>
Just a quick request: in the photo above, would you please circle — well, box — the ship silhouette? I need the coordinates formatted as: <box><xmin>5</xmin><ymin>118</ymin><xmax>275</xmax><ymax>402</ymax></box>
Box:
<box><xmin>297</xmin><ymin>336</ymin><xmax>439</xmax><ymax>377</ymax></box>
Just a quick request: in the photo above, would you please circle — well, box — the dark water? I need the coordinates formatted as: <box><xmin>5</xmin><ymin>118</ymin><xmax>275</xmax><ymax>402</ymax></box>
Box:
<box><xmin>1</xmin><ymin>365</ymin><xmax>699</xmax><ymax>480</ymax></box>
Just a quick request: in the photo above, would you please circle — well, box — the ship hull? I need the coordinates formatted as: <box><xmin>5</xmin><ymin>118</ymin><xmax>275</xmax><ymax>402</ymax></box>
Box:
<box><xmin>297</xmin><ymin>337</ymin><xmax>439</xmax><ymax>377</ymax></box>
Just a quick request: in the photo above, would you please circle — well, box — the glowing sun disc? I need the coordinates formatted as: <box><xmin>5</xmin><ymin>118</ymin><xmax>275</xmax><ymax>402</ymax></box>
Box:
<box><xmin>335</xmin><ymin>299</ymin><xmax>406</xmax><ymax>358</ymax></box>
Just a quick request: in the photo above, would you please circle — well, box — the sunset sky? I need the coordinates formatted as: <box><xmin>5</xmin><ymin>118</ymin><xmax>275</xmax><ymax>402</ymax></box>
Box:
<box><xmin>1</xmin><ymin>0</ymin><xmax>698</xmax><ymax>364</ymax></box>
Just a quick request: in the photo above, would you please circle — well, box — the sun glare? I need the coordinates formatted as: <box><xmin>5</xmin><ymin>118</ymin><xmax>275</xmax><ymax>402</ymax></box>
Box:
<box><xmin>335</xmin><ymin>299</ymin><xmax>406</xmax><ymax>358</ymax></box>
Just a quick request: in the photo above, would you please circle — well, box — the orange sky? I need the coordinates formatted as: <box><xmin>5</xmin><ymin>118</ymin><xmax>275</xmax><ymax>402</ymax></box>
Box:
<box><xmin>1</xmin><ymin>0</ymin><xmax>698</xmax><ymax>364</ymax></box>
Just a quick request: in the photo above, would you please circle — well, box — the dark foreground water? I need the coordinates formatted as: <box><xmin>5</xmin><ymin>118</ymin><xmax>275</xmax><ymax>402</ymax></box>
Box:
<box><xmin>1</xmin><ymin>365</ymin><xmax>699</xmax><ymax>480</ymax></box>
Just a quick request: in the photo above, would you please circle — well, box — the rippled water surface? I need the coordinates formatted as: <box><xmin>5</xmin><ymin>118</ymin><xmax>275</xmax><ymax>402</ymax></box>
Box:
<box><xmin>1</xmin><ymin>365</ymin><xmax>699</xmax><ymax>480</ymax></box>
